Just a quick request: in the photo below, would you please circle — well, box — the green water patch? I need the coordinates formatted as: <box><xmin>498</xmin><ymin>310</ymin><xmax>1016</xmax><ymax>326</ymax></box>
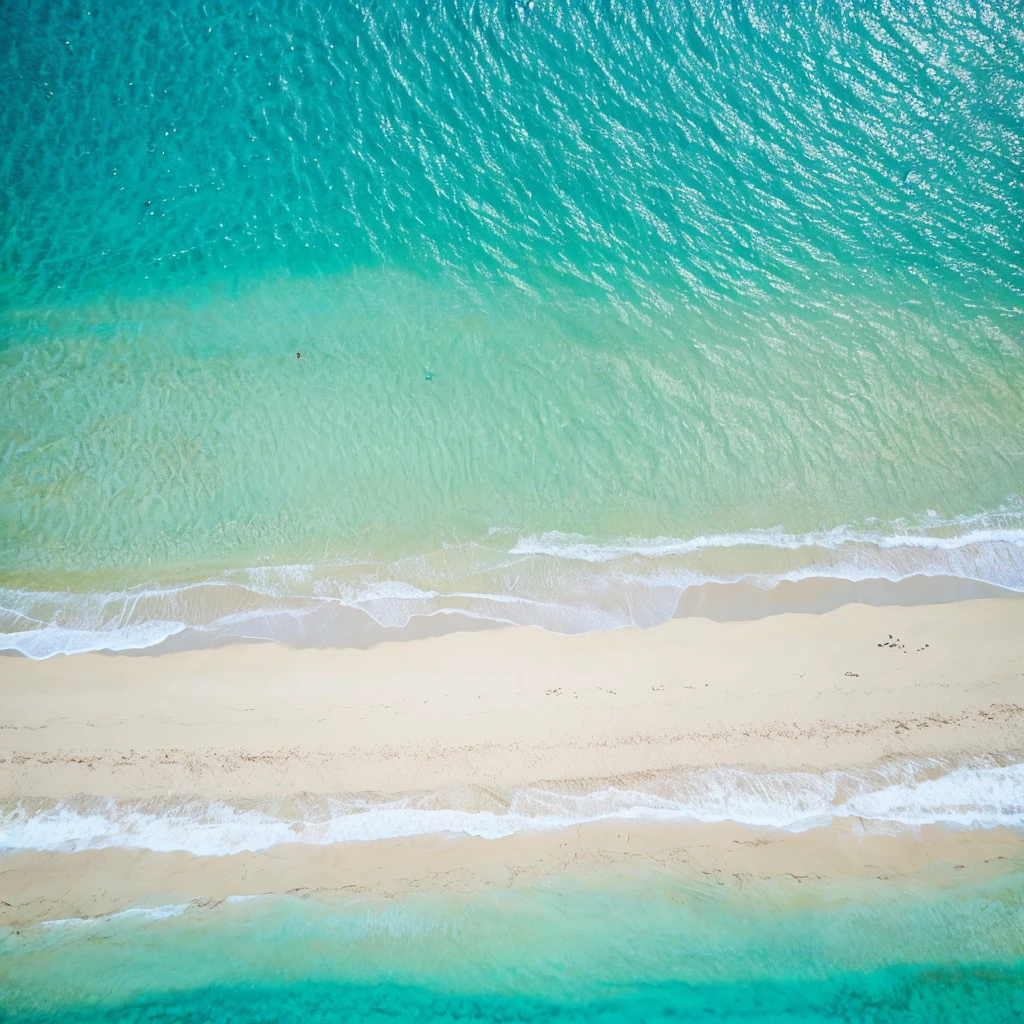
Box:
<box><xmin>3</xmin><ymin>0</ymin><xmax>1022</xmax><ymax>308</ymax></box>
<box><xmin>2</xmin><ymin>268</ymin><xmax>1024</xmax><ymax>655</ymax></box>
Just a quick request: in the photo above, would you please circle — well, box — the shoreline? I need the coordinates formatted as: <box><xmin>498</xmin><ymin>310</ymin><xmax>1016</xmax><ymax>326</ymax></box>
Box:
<box><xmin>2</xmin><ymin>596</ymin><xmax>1022</xmax><ymax>929</ymax></box>
<box><xmin>2</xmin><ymin>571</ymin><xmax>1015</xmax><ymax>661</ymax></box>
<box><xmin>2</xmin><ymin>820</ymin><xmax>1023</xmax><ymax>930</ymax></box>
<box><xmin>2</xmin><ymin>598</ymin><xmax>1023</xmax><ymax>798</ymax></box>
<box><xmin>3</xmin><ymin>563</ymin><xmax>1022</xmax><ymax>661</ymax></box>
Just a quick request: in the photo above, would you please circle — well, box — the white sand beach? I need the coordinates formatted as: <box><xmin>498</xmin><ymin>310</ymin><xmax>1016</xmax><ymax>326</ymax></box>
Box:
<box><xmin>1</xmin><ymin>596</ymin><xmax>1023</xmax><ymax>927</ymax></box>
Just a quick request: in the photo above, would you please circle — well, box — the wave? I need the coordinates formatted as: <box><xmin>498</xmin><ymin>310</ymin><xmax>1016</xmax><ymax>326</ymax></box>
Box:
<box><xmin>510</xmin><ymin>524</ymin><xmax>1024</xmax><ymax>562</ymax></box>
<box><xmin>32</xmin><ymin>904</ymin><xmax>190</xmax><ymax>932</ymax></box>
<box><xmin>2</xmin><ymin>508</ymin><xmax>1023</xmax><ymax>658</ymax></box>
<box><xmin>1</xmin><ymin>759</ymin><xmax>1021</xmax><ymax>857</ymax></box>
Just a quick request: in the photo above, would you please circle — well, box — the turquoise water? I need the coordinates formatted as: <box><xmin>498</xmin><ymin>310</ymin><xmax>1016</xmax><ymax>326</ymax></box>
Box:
<box><xmin>4</xmin><ymin>5</ymin><xmax>1024</xmax><ymax>1015</ymax></box>
<box><xmin>2</xmin><ymin>872</ymin><xmax>1024</xmax><ymax>1021</ymax></box>
<box><xmin>2</xmin><ymin>0</ymin><xmax>1024</xmax><ymax>653</ymax></box>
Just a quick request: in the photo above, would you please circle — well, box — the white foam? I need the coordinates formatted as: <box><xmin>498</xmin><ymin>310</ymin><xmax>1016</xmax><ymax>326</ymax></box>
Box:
<box><xmin>842</xmin><ymin>764</ymin><xmax>1024</xmax><ymax>827</ymax></box>
<box><xmin>1</xmin><ymin>761</ymin><xmax>1020</xmax><ymax>857</ymax></box>
<box><xmin>31</xmin><ymin>904</ymin><xmax>189</xmax><ymax>931</ymax></box>
<box><xmin>1</xmin><ymin>621</ymin><xmax>187</xmax><ymax>661</ymax></box>
<box><xmin>3</xmin><ymin>506</ymin><xmax>1023</xmax><ymax>658</ymax></box>
<box><xmin>517</xmin><ymin>527</ymin><xmax>1024</xmax><ymax>560</ymax></box>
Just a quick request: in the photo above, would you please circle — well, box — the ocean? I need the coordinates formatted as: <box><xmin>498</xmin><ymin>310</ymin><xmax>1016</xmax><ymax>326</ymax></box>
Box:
<box><xmin>3</xmin><ymin>868</ymin><xmax>1024</xmax><ymax>1022</ymax></box>
<box><xmin>2</xmin><ymin>0</ymin><xmax>1023</xmax><ymax>655</ymax></box>
<box><xmin>2</xmin><ymin>0</ymin><xmax>1024</xmax><ymax>1019</ymax></box>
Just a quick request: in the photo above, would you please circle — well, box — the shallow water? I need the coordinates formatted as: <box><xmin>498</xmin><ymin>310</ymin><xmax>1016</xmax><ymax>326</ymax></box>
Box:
<box><xmin>2</xmin><ymin>870</ymin><xmax>1023</xmax><ymax>1021</ymax></box>
<box><xmin>3</xmin><ymin>3</ymin><xmax>1024</xmax><ymax>1013</ymax></box>
<box><xmin>2</xmin><ymin>0</ymin><xmax>1024</xmax><ymax>654</ymax></box>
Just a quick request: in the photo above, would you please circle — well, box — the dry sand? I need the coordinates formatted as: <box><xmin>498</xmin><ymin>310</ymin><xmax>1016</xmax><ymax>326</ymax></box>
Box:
<box><xmin>1</xmin><ymin>598</ymin><xmax>1023</xmax><ymax>798</ymax></box>
<box><xmin>1</xmin><ymin>596</ymin><xmax>1023</xmax><ymax>927</ymax></box>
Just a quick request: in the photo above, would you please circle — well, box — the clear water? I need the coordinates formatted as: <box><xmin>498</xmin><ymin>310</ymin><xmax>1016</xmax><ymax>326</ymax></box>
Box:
<box><xmin>2</xmin><ymin>0</ymin><xmax>1024</xmax><ymax>653</ymax></box>
<box><xmin>4</xmin><ymin>5</ymin><xmax>1024</xmax><ymax>1016</ymax></box>
<box><xmin>2</xmin><ymin>6</ymin><xmax>1024</xmax><ymax>1015</ymax></box>
<box><xmin>2</xmin><ymin>871</ymin><xmax>1023</xmax><ymax>1022</ymax></box>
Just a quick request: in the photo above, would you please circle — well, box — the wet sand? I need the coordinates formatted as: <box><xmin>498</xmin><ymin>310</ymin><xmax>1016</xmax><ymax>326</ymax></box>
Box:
<box><xmin>2</xmin><ymin>819</ymin><xmax>1022</xmax><ymax>929</ymax></box>
<box><xmin>1</xmin><ymin>597</ymin><xmax>1022</xmax><ymax>927</ymax></box>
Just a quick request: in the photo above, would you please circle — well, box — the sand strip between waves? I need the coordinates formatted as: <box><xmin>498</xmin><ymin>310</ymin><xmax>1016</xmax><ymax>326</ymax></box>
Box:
<box><xmin>1</xmin><ymin>597</ymin><xmax>1023</xmax><ymax>926</ymax></box>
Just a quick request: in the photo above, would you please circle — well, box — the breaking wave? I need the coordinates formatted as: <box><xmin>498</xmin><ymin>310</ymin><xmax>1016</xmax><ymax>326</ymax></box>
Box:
<box><xmin>2</xmin><ymin>759</ymin><xmax>1021</xmax><ymax>856</ymax></box>
<box><xmin>2</xmin><ymin>509</ymin><xmax>1023</xmax><ymax>659</ymax></box>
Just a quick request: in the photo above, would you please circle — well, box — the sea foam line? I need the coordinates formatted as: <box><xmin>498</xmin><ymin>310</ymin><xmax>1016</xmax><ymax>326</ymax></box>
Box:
<box><xmin>31</xmin><ymin>904</ymin><xmax>190</xmax><ymax>931</ymax></box>
<box><xmin>2</xmin><ymin>509</ymin><xmax>1024</xmax><ymax>658</ymax></box>
<box><xmin>510</xmin><ymin>526</ymin><xmax>1024</xmax><ymax>562</ymax></box>
<box><xmin>1</xmin><ymin>761</ymin><xmax>1021</xmax><ymax>857</ymax></box>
